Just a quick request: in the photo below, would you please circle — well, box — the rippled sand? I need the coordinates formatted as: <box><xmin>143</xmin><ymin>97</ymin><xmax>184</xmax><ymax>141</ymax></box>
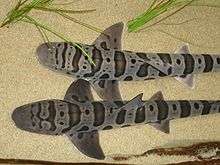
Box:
<box><xmin>0</xmin><ymin>0</ymin><xmax>220</xmax><ymax>164</ymax></box>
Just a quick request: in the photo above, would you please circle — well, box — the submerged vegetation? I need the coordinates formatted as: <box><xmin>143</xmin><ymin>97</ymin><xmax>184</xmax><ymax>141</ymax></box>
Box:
<box><xmin>127</xmin><ymin>0</ymin><xmax>220</xmax><ymax>32</ymax></box>
<box><xmin>0</xmin><ymin>0</ymin><xmax>103</xmax><ymax>65</ymax></box>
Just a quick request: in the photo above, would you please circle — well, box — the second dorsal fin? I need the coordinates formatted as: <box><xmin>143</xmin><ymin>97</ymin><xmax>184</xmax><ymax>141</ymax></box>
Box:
<box><xmin>174</xmin><ymin>44</ymin><xmax>195</xmax><ymax>89</ymax></box>
<box><xmin>149</xmin><ymin>91</ymin><xmax>170</xmax><ymax>134</ymax></box>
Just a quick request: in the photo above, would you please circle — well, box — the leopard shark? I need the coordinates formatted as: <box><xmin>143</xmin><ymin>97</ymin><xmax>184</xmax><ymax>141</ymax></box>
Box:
<box><xmin>12</xmin><ymin>79</ymin><xmax>220</xmax><ymax>160</ymax></box>
<box><xmin>36</xmin><ymin>22</ymin><xmax>220</xmax><ymax>101</ymax></box>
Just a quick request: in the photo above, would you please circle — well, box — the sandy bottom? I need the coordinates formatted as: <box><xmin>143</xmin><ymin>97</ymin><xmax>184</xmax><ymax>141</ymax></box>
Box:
<box><xmin>0</xmin><ymin>0</ymin><xmax>220</xmax><ymax>164</ymax></box>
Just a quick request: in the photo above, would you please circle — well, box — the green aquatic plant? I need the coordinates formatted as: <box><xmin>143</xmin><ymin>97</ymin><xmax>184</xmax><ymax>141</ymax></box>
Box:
<box><xmin>127</xmin><ymin>0</ymin><xmax>220</xmax><ymax>32</ymax></box>
<box><xmin>0</xmin><ymin>0</ymin><xmax>103</xmax><ymax>65</ymax></box>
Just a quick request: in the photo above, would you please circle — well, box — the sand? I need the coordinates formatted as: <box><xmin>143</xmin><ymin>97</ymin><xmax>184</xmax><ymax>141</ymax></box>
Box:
<box><xmin>0</xmin><ymin>0</ymin><xmax>220</xmax><ymax>164</ymax></box>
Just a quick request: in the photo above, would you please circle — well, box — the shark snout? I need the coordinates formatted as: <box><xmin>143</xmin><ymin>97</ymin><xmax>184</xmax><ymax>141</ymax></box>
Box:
<box><xmin>36</xmin><ymin>43</ymin><xmax>56</xmax><ymax>67</ymax></box>
<box><xmin>12</xmin><ymin>105</ymin><xmax>32</xmax><ymax>130</ymax></box>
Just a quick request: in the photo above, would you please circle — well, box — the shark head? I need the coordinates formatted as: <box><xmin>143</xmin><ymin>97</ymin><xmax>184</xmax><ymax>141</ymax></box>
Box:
<box><xmin>12</xmin><ymin>99</ymin><xmax>82</xmax><ymax>135</ymax></box>
<box><xmin>36</xmin><ymin>42</ymin><xmax>92</xmax><ymax>78</ymax></box>
<box><xmin>36</xmin><ymin>43</ymin><xmax>57</xmax><ymax>69</ymax></box>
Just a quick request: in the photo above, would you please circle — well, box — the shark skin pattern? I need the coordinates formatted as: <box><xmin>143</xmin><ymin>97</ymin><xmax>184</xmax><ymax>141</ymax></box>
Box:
<box><xmin>12</xmin><ymin>80</ymin><xmax>220</xmax><ymax>160</ymax></box>
<box><xmin>36</xmin><ymin>22</ymin><xmax>220</xmax><ymax>99</ymax></box>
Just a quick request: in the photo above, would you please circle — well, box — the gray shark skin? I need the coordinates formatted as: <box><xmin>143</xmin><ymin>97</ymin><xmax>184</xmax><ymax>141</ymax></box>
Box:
<box><xmin>12</xmin><ymin>80</ymin><xmax>220</xmax><ymax>160</ymax></box>
<box><xmin>36</xmin><ymin>22</ymin><xmax>220</xmax><ymax>99</ymax></box>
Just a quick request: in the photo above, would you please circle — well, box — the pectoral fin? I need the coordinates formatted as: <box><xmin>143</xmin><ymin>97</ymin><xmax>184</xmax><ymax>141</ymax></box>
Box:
<box><xmin>64</xmin><ymin>79</ymin><xmax>93</xmax><ymax>103</ymax></box>
<box><xmin>174</xmin><ymin>44</ymin><xmax>195</xmax><ymax>88</ymax></box>
<box><xmin>93</xmin><ymin>22</ymin><xmax>124</xmax><ymax>50</ymax></box>
<box><xmin>66</xmin><ymin>131</ymin><xmax>105</xmax><ymax>160</ymax></box>
<box><xmin>92</xmin><ymin>80</ymin><xmax>122</xmax><ymax>101</ymax></box>
<box><xmin>64</xmin><ymin>80</ymin><xmax>104</xmax><ymax>159</ymax></box>
<box><xmin>149</xmin><ymin>91</ymin><xmax>170</xmax><ymax>134</ymax></box>
<box><xmin>91</xmin><ymin>23</ymin><xmax>124</xmax><ymax>101</ymax></box>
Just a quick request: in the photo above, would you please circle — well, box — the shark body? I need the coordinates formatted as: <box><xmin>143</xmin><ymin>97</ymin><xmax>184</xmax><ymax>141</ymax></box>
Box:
<box><xmin>12</xmin><ymin>79</ymin><xmax>220</xmax><ymax>160</ymax></box>
<box><xmin>36</xmin><ymin>22</ymin><xmax>220</xmax><ymax>100</ymax></box>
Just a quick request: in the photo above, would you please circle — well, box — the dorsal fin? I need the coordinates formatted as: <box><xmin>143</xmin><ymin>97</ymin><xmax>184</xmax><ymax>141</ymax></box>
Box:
<box><xmin>119</xmin><ymin>93</ymin><xmax>143</xmax><ymax>110</ymax></box>
<box><xmin>174</xmin><ymin>44</ymin><xmax>195</xmax><ymax>89</ymax></box>
<box><xmin>150</xmin><ymin>91</ymin><xmax>164</xmax><ymax>100</ymax></box>
<box><xmin>92</xmin><ymin>22</ymin><xmax>124</xmax><ymax>50</ymax></box>
<box><xmin>64</xmin><ymin>79</ymin><xmax>93</xmax><ymax>103</ymax></box>
<box><xmin>148</xmin><ymin>91</ymin><xmax>170</xmax><ymax>134</ymax></box>
<box><xmin>64</xmin><ymin>79</ymin><xmax>105</xmax><ymax>159</ymax></box>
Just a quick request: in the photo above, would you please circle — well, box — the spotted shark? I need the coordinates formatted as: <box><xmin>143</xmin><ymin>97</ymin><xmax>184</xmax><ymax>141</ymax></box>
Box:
<box><xmin>12</xmin><ymin>79</ymin><xmax>220</xmax><ymax>160</ymax></box>
<box><xmin>36</xmin><ymin>22</ymin><xmax>220</xmax><ymax>101</ymax></box>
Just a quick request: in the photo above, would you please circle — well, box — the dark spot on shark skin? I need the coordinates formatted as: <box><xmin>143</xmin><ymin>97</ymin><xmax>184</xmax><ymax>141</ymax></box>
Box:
<box><xmin>114</xmin><ymin>51</ymin><xmax>126</xmax><ymax>77</ymax></box>
<box><xmin>116</xmin><ymin>109</ymin><xmax>126</xmax><ymax>125</ymax></box>
<box><xmin>77</xmin><ymin>126</ymin><xmax>89</xmax><ymax>132</ymax></box>
<box><xmin>59</xmin><ymin>121</ymin><xmax>64</xmax><ymax>125</ymax></box>
<box><xmin>106</xmin><ymin>58</ymin><xmax>111</xmax><ymax>62</ymax></box>
<box><xmin>198</xmin><ymin>58</ymin><xmax>202</xmax><ymax>64</ymax></box>
<box><xmin>124</xmin><ymin>76</ymin><xmax>133</xmax><ymax>81</ymax></box>
<box><xmin>173</xmin><ymin>104</ymin><xmax>177</xmax><ymax>111</ymax></box>
<box><xmin>131</xmin><ymin>59</ymin><xmax>136</xmax><ymax>64</ymax></box>
<box><xmin>135</xmin><ymin>106</ymin><xmax>145</xmax><ymax>123</ymax></box>
<box><xmin>202</xmin><ymin>54</ymin><xmax>214</xmax><ymax>72</ymax></box>
<box><xmin>32</xmin><ymin>122</ymin><xmax>36</xmax><ymax>127</ymax></box>
<box><xmin>61</xmin><ymin>43</ymin><xmax>68</xmax><ymax>69</ymax></box>
<box><xmin>72</xmin><ymin>45</ymin><xmax>82</xmax><ymax>73</ymax></box>
<box><xmin>98</xmin><ymin>80</ymin><xmax>105</xmax><ymax>88</ymax></box>
<box><xmin>136</xmin><ymin>53</ymin><xmax>150</xmax><ymax>61</ymax></box>
<box><xmin>85</xmin><ymin>110</ymin><xmax>90</xmax><ymax>115</ymax></box>
<box><xmin>83</xmin><ymin>66</ymin><xmax>87</xmax><ymax>69</ymax></box>
<box><xmin>110</xmin><ymin>107</ymin><xmax>113</xmax><ymax>114</ymax></box>
<box><xmin>156</xmin><ymin>101</ymin><xmax>169</xmax><ymax>120</ymax></box>
<box><xmin>168</xmin><ymin>67</ymin><xmax>172</xmax><ymax>75</ymax></box>
<box><xmin>137</xmin><ymin>63</ymin><xmax>149</xmax><ymax>77</ymax></box>
<box><xmin>114</xmin><ymin>38</ymin><xmax>117</xmax><ymax>43</ymax></box>
<box><xmin>182</xmin><ymin>54</ymin><xmax>195</xmax><ymax>75</ymax></box>
<box><xmin>84</xmin><ymin>46</ymin><xmax>103</xmax><ymax>78</ymax></box>
<box><xmin>217</xmin><ymin>58</ymin><xmax>220</xmax><ymax>64</ymax></box>
<box><xmin>179</xmin><ymin>101</ymin><xmax>191</xmax><ymax>118</ymax></box>
<box><xmin>100</xmin><ymin>41</ymin><xmax>109</xmax><ymax>50</ymax></box>
<box><xmin>149</xmin><ymin>105</ymin><xmax>154</xmax><ymax>111</ymax></box>
<box><xmin>103</xmin><ymin>126</ymin><xmax>113</xmax><ymax>130</ymax></box>
<box><xmin>100</xmin><ymin>74</ymin><xmax>109</xmax><ymax>79</ymax></box>
<box><xmin>92</xmin><ymin>102</ymin><xmax>105</xmax><ymax>127</ymax></box>
<box><xmin>46</xmin><ymin>101</ymin><xmax>57</xmax><ymax>132</ymax></box>
<box><xmin>60</xmin><ymin>111</ymin><xmax>64</xmax><ymax>117</ymax></box>
<box><xmin>201</xmin><ymin>101</ymin><xmax>211</xmax><ymax>115</ymax></box>
<box><xmin>57</xmin><ymin>43</ymin><xmax>61</xmax><ymax>47</ymax></box>
<box><xmin>77</xmin><ymin>133</ymin><xmax>84</xmax><ymax>139</ymax></box>
<box><xmin>194</xmin><ymin>103</ymin><xmax>200</xmax><ymax>109</ymax></box>
<box><xmin>176</xmin><ymin>59</ymin><xmax>181</xmax><ymax>65</ymax></box>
